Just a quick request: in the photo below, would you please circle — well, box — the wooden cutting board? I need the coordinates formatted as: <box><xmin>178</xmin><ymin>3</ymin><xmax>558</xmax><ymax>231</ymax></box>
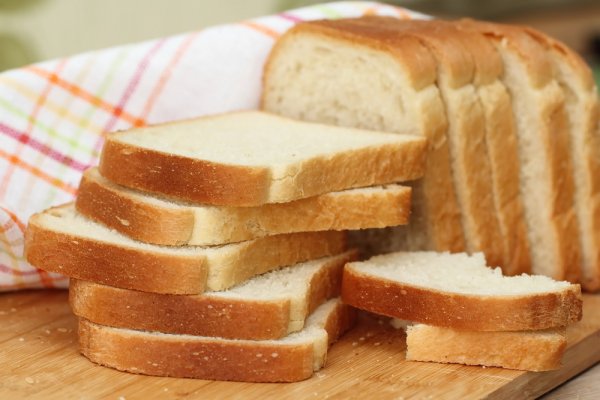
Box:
<box><xmin>1</xmin><ymin>290</ymin><xmax>599</xmax><ymax>399</ymax></box>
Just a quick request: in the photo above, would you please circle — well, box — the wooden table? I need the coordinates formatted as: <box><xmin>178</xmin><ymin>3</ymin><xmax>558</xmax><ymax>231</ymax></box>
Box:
<box><xmin>1</xmin><ymin>290</ymin><xmax>599</xmax><ymax>399</ymax></box>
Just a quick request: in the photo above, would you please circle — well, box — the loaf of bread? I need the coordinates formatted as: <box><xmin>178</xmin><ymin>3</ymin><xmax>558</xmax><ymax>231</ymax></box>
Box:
<box><xmin>76</xmin><ymin>168</ymin><xmax>412</xmax><ymax>246</ymax></box>
<box><xmin>78</xmin><ymin>298</ymin><xmax>354</xmax><ymax>382</ymax></box>
<box><xmin>25</xmin><ymin>204</ymin><xmax>346</xmax><ymax>294</ymax></box>
<box><xmin>70</xmin><ymin>251</ymin><xmax>356</xmax><ymax>340</ymax></box>
<box><xmin>99</xmin><ymin>111</ymin><xmax>426</xmax><ymax>207</ymax></box>
<box><xmin>342</xmin><ymin>251</ymin><xmax>582</xmax><ymax>331</ymax></box>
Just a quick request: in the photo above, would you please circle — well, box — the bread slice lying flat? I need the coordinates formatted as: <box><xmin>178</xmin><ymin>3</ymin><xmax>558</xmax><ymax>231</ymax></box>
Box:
<box><xmin>524</xmin><ymin>27</ymin><xmax>600</xmax><ymax>291</ymax></box>
<box><xmin>76</xmin><ymin>168</ymin><xmax>412</xmax><ymax>246</ymax></box>
<box><xmin>342</xmin><ymin>252</ymin><xmax>582</xmax><ymax>331</ymax></box>
<box><xmin>456</xmin><ymin>20</ymin><xmax>580</xmax><ymax>283</ymax></box>
<box><xmin>98</xmin><ymin>111</ymin><xmax>426</xmax><ymax>207</ymax></box>
<box><xmin>25</xmin><ymin>204</ymin><xmax>345</xmax><ymax>294</ymax></box>
<box><xmin>78</xmin><ymin>298</ymin><xmax>354</xmax><ymax>382</ymax></box>
<box><xmin>406</xmin><ymin>324</ymin><xmax>566</xmax><ymax>371</ymax></box>
<box><xmin>70</xmin><ymin>251</ymin><xmax>356</xmax><ymax>340</ymax></box>
<box><xmin>262</xmin><ymin>18</ymin><xmax>466</xmax><ymax>254</ymax></box>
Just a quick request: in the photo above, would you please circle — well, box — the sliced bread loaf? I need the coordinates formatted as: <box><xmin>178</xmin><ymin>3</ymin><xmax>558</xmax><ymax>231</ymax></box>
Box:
<box><xmin>76</xmin><ymin>168</ymin><xmax>411</xmax><ymax>246</ymax></box>
<box><xmin>406</xmin><ymin>324</ymin><xmax>566</xmax><ymax>371</ymax></box>
<box><xmin>456</xmin><ymin>20</ymin><xmax>580</xmax><ymax>282</ymax></box>
<box><xmin>98</xmin><ymin>111</ymin><xmax>426</xmax><ymax>207</ymax></box>
<box><xmin>342</xmin><ymin>251</ymin><xmax>582</xmax><ymax>331</ymax></box>
<box><xmin>262</xmin><ymin>18</ymin><xmax>465</xmax><ymax>253</ymax></box>
<box><xmin>78</xmin><ymin>298</ymin><xmax>354</xmax><ymax>382</ymax></box>
<box><xmin>70</xmin><ymin>251</ymin><xmax>356</xmax><ymax>340</ymax></box>
<box><xmin>25</xmin><ymin>204</ymin><xmax>345</xmax><ymax>294</ymax></box>
<box><xmin>524</xmin><ymin>27</ymin><xmax>600</xmax><ymax>290</ymax></box>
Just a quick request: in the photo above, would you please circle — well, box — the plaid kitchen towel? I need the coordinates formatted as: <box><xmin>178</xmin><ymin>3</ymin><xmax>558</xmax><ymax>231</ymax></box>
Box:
<box><xmin>0</xmin><ymin>1</ymin><xmax>426</xmax><ymax>291</ymax></box>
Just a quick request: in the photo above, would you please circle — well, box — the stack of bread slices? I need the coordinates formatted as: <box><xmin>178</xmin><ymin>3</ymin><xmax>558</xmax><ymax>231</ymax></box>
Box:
<box><xmin>24</xmin><ymin>111</ymin><xmax>427</xmax><ymax>382</ymax></box>
<box><xmin>262</xmin><ymin>17</ymin><xmax>600</xmax><ymax>291</ymax></box>
<box><xmin>342</xmin><ymin>251</ymin><xmax>583</xmax><ymax>371</ymax></box>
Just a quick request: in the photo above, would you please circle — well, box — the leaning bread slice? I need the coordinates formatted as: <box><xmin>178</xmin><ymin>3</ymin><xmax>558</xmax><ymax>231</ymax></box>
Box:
<box><xmin>343</xmin><ymin>17</ymin><xmax>504</xmax><ymax>267</ymax></box>
<box><xmin>70</xmin><ymin>251</ymin><xmax>356</xmax><ymax>340</ymax></box>
<box><xmin>76</xmin><ymin>168</ymin><xmax>411</xmax><ymax>246</ymax></box>
<box><xmin>262</xmin><ymin>18</ymin><xmax>465</xmax><ymax>254</ymax></box>
<box><xmin>342</xmin><ymin>251</ymin><xmax>582</xmax><ymax>331</ymax></box>
<box><xmin>78</xmin><ymin>298</ymin><xmax>354</xmax><ymax>382</ymax></box>
<box><xmin>25</xmin><ymin>204</ymin><xmax>345</xmax><ymax>294</ymax></box>
<box><xmin>406</xmin><ymin>324</ymin><xmax>567</xmax><ymax>371</ymax></box>
<box><xmin>98</xmin><ymin>111</ymin><xmax>426</xmax><ymax>207</ymax></box>
<box><xmin>524</xmin><ymin>27</ymin><xmax>600</xmax><ymax>291</ymax></box>
<box><xmin>456</xmin><ymin>20</ymin><xmax>580</xmax><ymax>283</ymax></box>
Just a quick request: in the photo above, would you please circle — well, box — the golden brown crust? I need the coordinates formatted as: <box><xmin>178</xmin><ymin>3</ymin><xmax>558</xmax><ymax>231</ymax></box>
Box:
<box><xmin>341</xmin><ymin>265</ymin><xmax>582</xmax><ymax>331</ymax></box>
<box><xmin>264</xmin><ymin>18</ymin><xmax>466</xmax><ymax>252</ymax></box>
<box><xmin>77</xmin><ymin>301</ymin><xmax>356</xmax><ymax>382</ymax></box>
<box><xmin>69</xmin><ymin>251</ymin><xmax>356</xmax><ymax>340</ymax></box>
<box><xmin>24</xmin><ymin>215</ymin><xmax>207</xmax><ymax>295</ymax></box>
<box><xmin>406</xmin><ymin>325</ymin><xmax>567</xmax><ymax>371</ymax></box>
<box><xmin>76</xmin><ymin>169</ymin><xmax>412</xmax><ymax>246</ymax></box>
<box><xmin>76</xmin><ymin>169</ymin><xmax>195</xmax><ymax>245</ymax></box>
<box><xmin>99</xmin><ymin>139</ymin><xmax>270</xmax><ymax>207</ymax></box>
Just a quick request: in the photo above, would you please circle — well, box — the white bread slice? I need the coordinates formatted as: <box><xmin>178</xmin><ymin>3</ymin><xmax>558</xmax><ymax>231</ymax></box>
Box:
<box><xmin>262</xmin><ymin>18</ymin><xmax>465</xmax><ymax>254</ymax></box>
<box><xmin>456</xmin><ymin>20</ymin><xmax>580</xmax><ymax>282</ymax></box>
<box><xmin>342</xmin><ymin>251</ymin><xmax>582</xmax><ymax>331</ymax></box>
<box><xmin>406</xmin><ymin>324</ymin><xmax>566</xmax><ymax>371</ymax></box>
<box><xmin>459</xmin><ymin>23</ymin><xmax>531</xmax><ymax>275</ymax></box>
<box><xmin>76</xmin><ymin>168</ymin><xmax>411</xmax><ymax>246</ymax></box>
<box><xmin>78</xmin><ymin>298</ymin><xmax>354</xmax><ymax>382</ymax></box>
<box><xmin>98</xmin><ymin>111</ymin><xmax>426</xmax><ymax>207</ymax></box>
<box><xmin>70</xmin><ymin>251</ymin><xmax>357</xmax><ymax>340</ymax></box>
<box><xmin>342</xmin><ymin>18</ymin><xmax>503</xmax><ymax>266</ymax></box>
<box><xmin>524</xmin><ymin>28</ymin><xmax>600</xmax><ymax>291</ymax></box>
<box><xmin>24</xmin><ymin>204</ymin><xmax>346</xmax><ymax>294</ymax></box>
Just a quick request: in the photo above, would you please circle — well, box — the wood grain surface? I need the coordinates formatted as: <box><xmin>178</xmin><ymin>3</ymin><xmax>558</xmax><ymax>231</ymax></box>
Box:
<box><xmin>1</xmin><ymin>290</ymin><xmax>599</xmax><ymax>400</ymax></box>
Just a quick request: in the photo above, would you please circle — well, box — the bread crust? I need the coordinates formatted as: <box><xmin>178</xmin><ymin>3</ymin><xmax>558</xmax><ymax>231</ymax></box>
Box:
<box><xmin>76</xmin><ymin>168</ymin><xmax>412</xmax><ymax>246</ymax></box>
<box><xmin>263</xmin><ymin>19</ymin><xmax>466</xmax><ymax>252</ymax></box>
<box><xmin>69</xmin><ymin>251</ymin><xmax>356</xmax><ymax>340</ymax></box>
<box><xmin>99</xmin><ymin>113</ymin><xmax>426</xmax><ymax>207</ymax></box>
<box><xmin>24</xmin><ymin>206</ymin><xmax>347</xmax><ymax>294</ymax></box>
<box><xmin>406</xmin><ymin>325</ymin><xmax>566</xmax><ymax>371</ymax></box>
<box><xmin>78</xmin><ymin>301</ymin><xmax>356</xmax><ymax>382</ymax></box>
<box><xmin>341</xmin><ymin>265</ymin><xmax>582</xmax><ymax>331</ymax></box>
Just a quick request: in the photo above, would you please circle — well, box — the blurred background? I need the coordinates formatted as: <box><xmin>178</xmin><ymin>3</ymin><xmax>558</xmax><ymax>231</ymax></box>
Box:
<box><xmin>0</xmin><ymin>0</ymin><xmax>598</xmax><ymax>82</ymax></box>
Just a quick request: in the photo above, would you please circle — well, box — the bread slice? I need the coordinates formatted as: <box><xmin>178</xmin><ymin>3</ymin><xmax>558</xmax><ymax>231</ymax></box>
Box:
<box><xmin>342</xmin><ymin>251</ymin><xmax>582</xmax><ymax>331</ymax></box>
<box><xmin>98</xmin><ymin>111</ymin><xmax>426</xmax><ymax>207</ymax></box>
<box><xmin>76</xmin><ymin>168</ymin><xmax>412</xmax><ymax>246</ymax></box>
<box><xmin>456</xmin><ymin>20</ymin><xmax>580</xmax><ymax>282</ymax></box>
<box><xmin>78</xmin><ymin>298</ymin><xmax>354</xmax><ymax>382</ymax></box>
<box><xmin>406</xmin><ymin>324</ymin><xmax>566</xmax><ymax>371</ymax></box>
<box><xmin>24</xmin><ymin>204</ymin><xmax>346</xmax><ymax>294</ymax></box>
<box><xmin>341</xmin><ymin>17</ymin><xmax>504</xmax><ymax>267</ymax></box>
<box><xmin>262</xmin><ymin>18</ymin><xmax>465</xmax><ymax>253</ymax></box>
<box><xmin>70</xmin><ymin>250</ymin><xmax>357</xmax><ymax>340</ymax></box>
<box><xmin>524</xmin><ymin>27</ymin><xmax>600</xmax><ymax>290</ymax></box>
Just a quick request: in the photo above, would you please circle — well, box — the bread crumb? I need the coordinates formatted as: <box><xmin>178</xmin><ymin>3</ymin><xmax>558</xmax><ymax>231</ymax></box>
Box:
<box><xmin>44</xmin><ymin>329</ymin><xmax>51</xmax><ymax>335</ymax></box>
<box><xmin>192</xmin><ymin>352</ymin><xmax>199</xmax><ymax>356</ymax></box>
<box><xmin>352</xmin><ymin>342</ymin><xmax>358</xmax><ymax>347</ymax></box>
<box><xmin>25</xmin><ymin>377</ymin><xmax>34</xmax><ymax>384</ymax></box>
<box><xmin>18</xmin><ymin>337</ymin><xmax>25</xmax><ymax>342</ymax></box>
<box><xmin>359</xmin><ymin>337</ymin><xmax>365</xmax><ymax>341</ymax></box>
<box><xmin>271</xmin><ymin>353</ymin><xmax>279</xmax><ymax>358</ymax></box>
<box><xmin>256</xmin><ymin>353</ymin><xmax>263</xmax><ymax>358</ymax></box>
<box><xmin>207</xmin><ymin>305</ymin><xmax>213</xmax><ymax>309</ymax></box>
<box><xmin>400</xmin><ymin>289</ymin><xmax>407</xmax><ymax>295</ymax></box>
<box><xmin>374</xmin><ymin>342</ymin><xmax>381</xmax><ymax>346</ymax></box>
<box><xmin>116</xmin><ymin>217</ymin><xmax>130</xmax><ymax>226</ymax></box>
<box><xmin>0</xmin><ymin>311</ymin><xmax>6</xmax><ymax>315</ymax></box>
<box><xmin>57</xmin><ymin>328</ymin><xmax>68</xmax><ymax>333</ymax></box>
<box><xmin>163</xmin><ymin>388</ymin><xmax>169</xmax><ymax>392</ymax></box>
<box><xmin>118</xmin><ymin>396</ymin><xmax>126</xmax><ymax>400</ymax></box>
<box><xmin>151</xmin><ymin>363</ymin><xmax>158</xmax><ymax>367</ymax></box>
<box><xmin>10</xmin><ymin>308</ymin><xmax>16</xmax><ymax>312</ymax></box>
